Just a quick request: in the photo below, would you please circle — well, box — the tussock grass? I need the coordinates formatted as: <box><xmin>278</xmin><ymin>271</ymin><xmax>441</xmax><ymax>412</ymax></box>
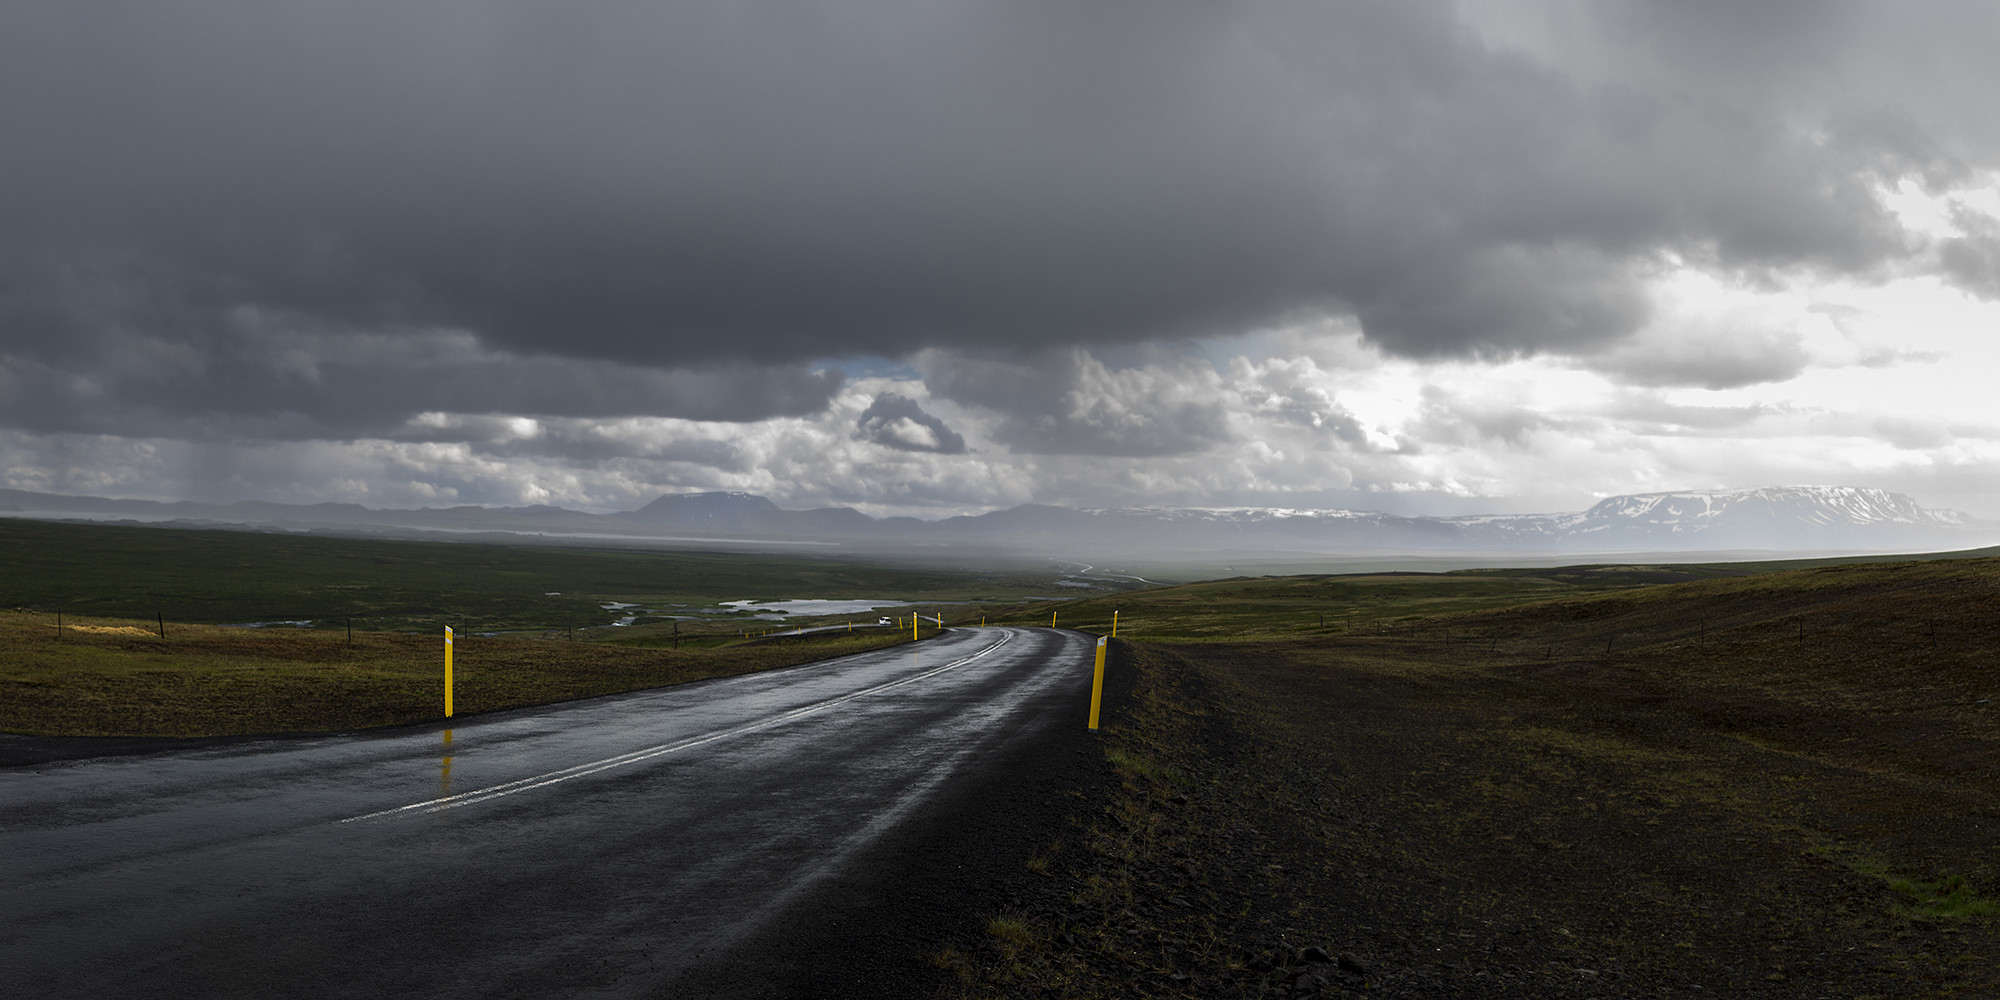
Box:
<box><xmin>985</xmin><ymin>915</ymin><xmax>1041</xmax><ymax>951</ymax></box>
<box><xmin>1104</xmin><ymin>746</ymin><xmax>1187</xmax><ymax>789</ymax></box>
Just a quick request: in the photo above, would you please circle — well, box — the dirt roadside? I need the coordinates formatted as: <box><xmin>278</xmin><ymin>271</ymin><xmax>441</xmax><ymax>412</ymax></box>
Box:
<box><xmin>937</xmin><ymin>635</ymin><xmax>2000</xmax><ymax>998</ymax></box>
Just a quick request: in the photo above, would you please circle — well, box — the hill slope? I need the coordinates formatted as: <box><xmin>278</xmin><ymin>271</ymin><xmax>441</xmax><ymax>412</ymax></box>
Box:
<box><xmin>946</xmin><ymin>556</ymin><xmax>2000</xmax><ymax>996</ymax></box>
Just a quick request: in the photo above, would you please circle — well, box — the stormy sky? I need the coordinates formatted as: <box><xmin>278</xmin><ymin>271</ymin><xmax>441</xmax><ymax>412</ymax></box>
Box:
<box><xmin>5</xmin><ymin>1</ymin><xmax>2000</xmax><ymax>519</ymax></box>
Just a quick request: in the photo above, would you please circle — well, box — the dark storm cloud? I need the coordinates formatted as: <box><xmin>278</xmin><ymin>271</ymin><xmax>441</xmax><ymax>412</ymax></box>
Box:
<box><xmin>5</xmin><ymin>0</ymin><xmax>2000</xmax><ymax>440</ymax></box>
<box><xmin>1590</xmin><ymin>322</ymin><xmax>1812</xmax><ymax>391</ymax></box>
<box><xmin>0</xmin><ymin>316</ymin><xmax>841</xmax><ymax>440</ymax></box>
<box><xmin>855</xmin><ymin>393</ymin><xmax>966</xmax><ymax>454</ymax></box>
<box><xmin>1941</xmin><ymin>234</ymin><xmax>2000</xmax><ymax>299</ymax></box>
<box><xmin>1606</xmin><ymin>349</ymin><xmax>1810</xmax><ymax>392</ymax></box>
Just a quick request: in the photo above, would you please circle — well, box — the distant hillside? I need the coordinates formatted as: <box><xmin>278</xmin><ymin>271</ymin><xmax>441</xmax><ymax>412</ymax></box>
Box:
<box><xmin>627</xmin><ymin>491</ymin><xmax>783</xmax><ymax>529</ymax></box>
<box><xmin>1</xmin><ymin>485</ymin><xmax>1990</xmax><ymax>560</ymax></box>
<box><xmin>938</xmin><ymin>486</ymin><xmax>1989</xmax><ymax>555</ymax></box>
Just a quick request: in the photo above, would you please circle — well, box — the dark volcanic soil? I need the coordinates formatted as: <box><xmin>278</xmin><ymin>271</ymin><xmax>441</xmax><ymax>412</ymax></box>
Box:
<box><xmin>934</xmin><ymin>629</ymin><xmax>2000</xmax><ymax>999</ymax></box>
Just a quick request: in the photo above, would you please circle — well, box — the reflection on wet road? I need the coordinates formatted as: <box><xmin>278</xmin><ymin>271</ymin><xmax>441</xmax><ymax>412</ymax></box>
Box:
<box><xmin>0</xmin><ymin>627</ymin><xmax>1091</xmax><ymax>999</ymax></box>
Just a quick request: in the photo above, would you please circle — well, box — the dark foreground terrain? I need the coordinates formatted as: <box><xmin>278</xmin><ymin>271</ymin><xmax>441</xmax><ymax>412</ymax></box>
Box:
<box><xmin>938</xmin><ymin>560</ymin><xmax>2000</xmax><ymax>998</ymax></box>
<box><xmin>10</xmin><ymin>553</ymin><xmax>1999</xmax><ymax>998</ymax></box>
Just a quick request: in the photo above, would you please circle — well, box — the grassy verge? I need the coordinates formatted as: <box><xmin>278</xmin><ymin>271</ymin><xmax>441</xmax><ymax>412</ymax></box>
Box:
<box><xmin>0</xmin><ymin>610</ymin><xmax>911</xmax><ymax>737</ymax></box>
<box><xmin>945</xmin><ymin>556</ymin><xmax>2000</xmax><ymax>997</ymax></box>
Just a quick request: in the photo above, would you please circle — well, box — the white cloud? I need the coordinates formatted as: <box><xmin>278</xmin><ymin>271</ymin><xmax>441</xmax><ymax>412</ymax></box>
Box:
<box><xmin>9</xmin><ymin>289</ymin><xmax>2000</xmax><ymax>522</ymax></box>
<box><xmin>9</xmin><ymin>4</ymin><xmax>2000</xmax><ymax>527</ymax></box>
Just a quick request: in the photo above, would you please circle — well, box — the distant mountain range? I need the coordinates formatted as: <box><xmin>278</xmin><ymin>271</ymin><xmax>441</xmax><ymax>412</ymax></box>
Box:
<box><xmin>2</xmin><ymin>485</ymin><xmax>1992</xmax><ymax>560</ymax></box>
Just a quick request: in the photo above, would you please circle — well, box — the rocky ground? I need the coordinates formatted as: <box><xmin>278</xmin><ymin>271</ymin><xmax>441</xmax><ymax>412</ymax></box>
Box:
<box><xmin>928</xmin><ymin>627</ymin><xmax>2000</xmax><ymax>999</ymax></box>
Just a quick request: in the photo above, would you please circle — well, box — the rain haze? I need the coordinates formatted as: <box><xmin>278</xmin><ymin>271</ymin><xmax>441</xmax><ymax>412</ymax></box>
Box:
<box><xmin>6</xmin><ymin>1</ymin><xmax>2000</xmax><ymax>521</ymax></box>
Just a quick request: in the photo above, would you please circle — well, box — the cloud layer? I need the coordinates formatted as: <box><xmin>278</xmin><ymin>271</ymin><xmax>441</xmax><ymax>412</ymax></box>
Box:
<box><xmin>4</xmin><ymin>2</ymin><xmax>2000</xmax><ymax>518</ymax></box>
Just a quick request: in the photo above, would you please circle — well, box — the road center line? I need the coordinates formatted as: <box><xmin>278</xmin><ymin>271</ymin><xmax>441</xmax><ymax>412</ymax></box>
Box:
<box><xmin>337</xmin><ymin>633</ymin><xmax>1015</xmax><ymax>824</ymax></box>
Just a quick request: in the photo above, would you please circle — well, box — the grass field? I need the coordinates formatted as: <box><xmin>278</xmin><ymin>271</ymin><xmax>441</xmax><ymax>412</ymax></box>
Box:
<box><xmin>0</xmin><ymin>518</ymin><xmax>1080</xmax><ymax>631</ymax></box>
<box><xmin>0</xmin><ymin>518</ymin><xmax>1087</xmax><ymax>738</ymax></box>
<box><xmin>10</xmin><ymin>517</ymin><xmax>1995</xmax><ymax>741</ymax></box>
<box><xmin>981</xmin><ymin>560</ymin><xmax>1763</xmax><ymax>639</ymax></box>
<box><xmin>947</xmin><ymin>554</ymin><xmax>2000</xmax><ymax>997</ymax></box>
<box><xmin>0</xmin><ymin>609</ymin><xmax>916</xmax><ymax>737</ymax></box>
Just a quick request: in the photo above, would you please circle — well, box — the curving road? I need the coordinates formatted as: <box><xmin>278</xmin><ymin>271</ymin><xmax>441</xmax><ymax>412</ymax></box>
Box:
<box><xmin>0</xmin><ymin>626</ymin><xmax>1094</xmax><ymax>998</ymax></box>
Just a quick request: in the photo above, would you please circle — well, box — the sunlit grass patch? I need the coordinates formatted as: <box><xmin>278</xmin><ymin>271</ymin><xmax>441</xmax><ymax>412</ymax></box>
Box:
<box><xmin>1023</xmin><ymin>837</ymin><xmax>1066</xmax><ymax>876</ymax></box>
<box><xmin>1811</xmin><ymin>847</ymin><xmax>2000</xmax><ymax>921</ymax></box>
<box><xmin>1104</xmin><ymin>746</ymin><xmax>1164</xmax><ymax>782</ymax></box>
<box><xmin>1892</xmin><ymin>873</ymin><xmax>2000</xmax><ymax>920</ymax></box>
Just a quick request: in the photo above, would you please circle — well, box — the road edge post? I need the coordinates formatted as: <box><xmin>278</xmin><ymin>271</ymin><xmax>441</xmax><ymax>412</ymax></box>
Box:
<box><xmin>444</xmin><ymin>625</ymin><xmax>455</xmax><ymax>718</ymax></box>
<box><xmin>1087</xmin><ymin>635</ymin><xmax>1108</xmax><ymax>731</ymax></box>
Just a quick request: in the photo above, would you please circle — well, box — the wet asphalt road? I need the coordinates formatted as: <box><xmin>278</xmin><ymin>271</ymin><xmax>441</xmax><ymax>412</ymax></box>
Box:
<box><xmin>0</xmin><ymin>626</ymin><xmax>1093</xmax><ymax>998</ymax></box>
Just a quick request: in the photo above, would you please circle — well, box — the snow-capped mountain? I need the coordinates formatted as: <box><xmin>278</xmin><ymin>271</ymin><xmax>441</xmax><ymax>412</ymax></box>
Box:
<box><xmin>1578</xmin><ymin>486</ymin><xmax>1967</xmax><ymax>530</ymax></box>
<box><xmin>1081</xmin><ymin>505</ymin><xmax>1386</xmax><ymax>524</ymax></box>
<box><xmin>1436</xmin><ymin>486</ymin><xmax>1979</xmax><ymax>552</ymax></box>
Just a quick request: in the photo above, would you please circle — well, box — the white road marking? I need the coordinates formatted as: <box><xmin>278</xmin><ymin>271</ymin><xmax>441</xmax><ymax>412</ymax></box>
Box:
<box><xmin>338</xmin><ymin>633</ymin><xmax>1014</xmax><ymax>824</ymax></box>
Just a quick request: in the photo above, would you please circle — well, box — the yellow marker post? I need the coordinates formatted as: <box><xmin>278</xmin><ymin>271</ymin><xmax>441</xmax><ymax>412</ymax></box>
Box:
<box><xmin>1087</xmin><ymin>635</ymin><xmax>1108</xmax><ymax>730</ymax></box>
<box><xmin>1052</xmin><ymin>611</ymin><xmax>1058</xmax><ymax>628</ymax></box>
<box><xmin>443</xmin><ymin>626</ymin><xmax>454</xmax><ymax>718</ymax></box>
<box><xmin>1112</xmin><ymin>610</ymin><xmax>1118</xmax><ymax>637</ymax></box>
<box><xmin>913</xmin><ymin>614</ymin><xmax>919</xmax><ymax>641</ymax></box>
